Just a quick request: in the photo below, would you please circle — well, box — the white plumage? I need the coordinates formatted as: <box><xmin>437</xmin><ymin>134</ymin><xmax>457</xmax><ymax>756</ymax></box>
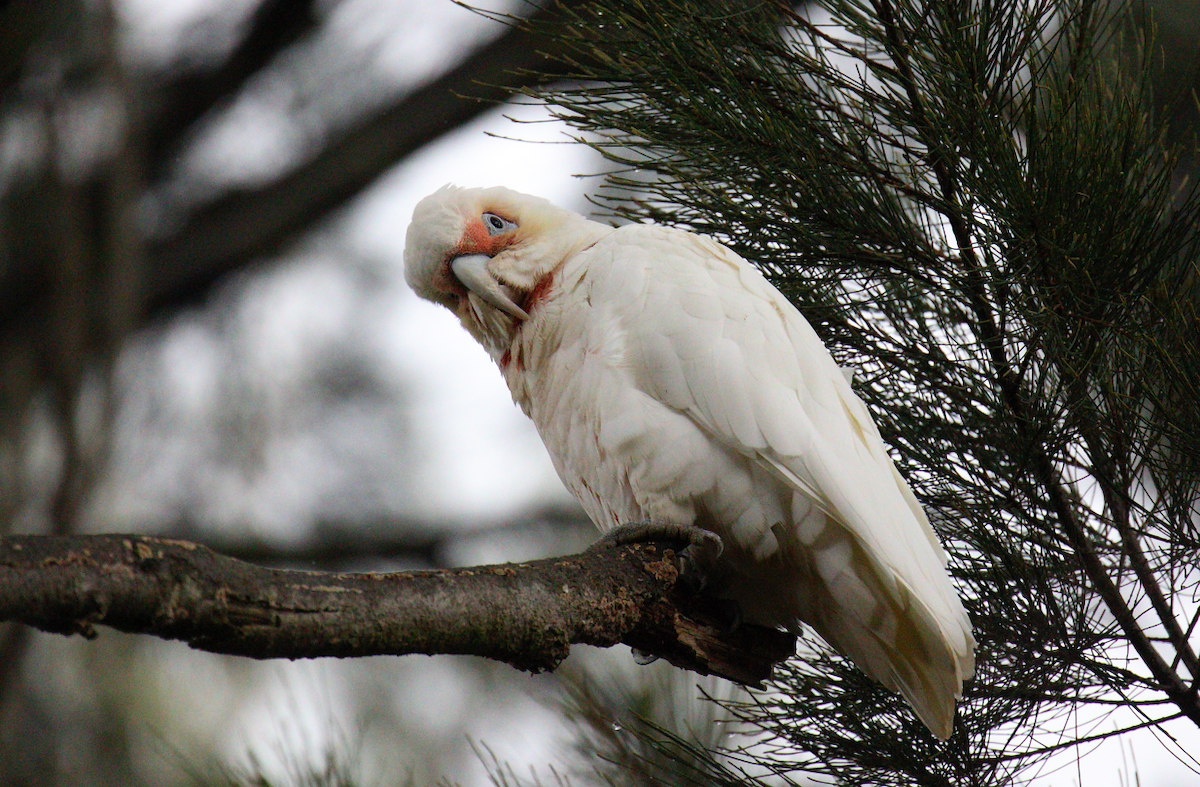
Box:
<box><xmin>404</xmin><ymin>185</ymin><xmax>975</xmax><ymax>739</ymax></box>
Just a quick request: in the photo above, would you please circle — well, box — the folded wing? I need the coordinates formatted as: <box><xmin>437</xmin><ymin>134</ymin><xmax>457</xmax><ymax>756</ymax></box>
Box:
<box><xmin>599</xmin><ymin>225</ymin><xmax>974</xmax><ymax>739</ymax></box>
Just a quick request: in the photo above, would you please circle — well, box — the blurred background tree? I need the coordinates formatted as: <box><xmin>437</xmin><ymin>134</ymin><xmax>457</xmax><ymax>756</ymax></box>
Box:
<box><xmin>0</xmin><ymin>0</ymin><xmax>1198</xmax><ymax>785</ymax></box>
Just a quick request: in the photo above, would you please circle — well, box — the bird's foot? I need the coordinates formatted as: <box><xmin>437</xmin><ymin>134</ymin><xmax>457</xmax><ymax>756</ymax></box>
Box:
<box><xmin>598</xmin><ymin>520</ymin><xmax>723</xmax><ymax>556</ymax></box>
<box><xmin>597</xmin><ymin>521</ymin><xmax>724</xmax><ymax>592</ymax></box>
<box><xmin>600</xmin><ymin>522</ymin><xmax>744</xmax><ymax>659</ymax></box>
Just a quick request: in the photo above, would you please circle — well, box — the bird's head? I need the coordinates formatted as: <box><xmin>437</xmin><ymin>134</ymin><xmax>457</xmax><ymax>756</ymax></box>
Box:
<box><xmin>404</xmin><ymin>185</ymin><xmax>609</xmax><ymax>357</ymax></box>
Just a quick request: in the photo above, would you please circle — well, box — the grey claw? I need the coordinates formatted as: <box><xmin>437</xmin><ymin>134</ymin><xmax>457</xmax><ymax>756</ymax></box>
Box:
<box><xmin>689</xmin><ymin>529</ymin><xmax>724</xmax><ymax>560</ymax></box>
<box><xmin>599</xmin><ymin>521</ymin><xmax>723</xmax><ymax>557</ymax></box>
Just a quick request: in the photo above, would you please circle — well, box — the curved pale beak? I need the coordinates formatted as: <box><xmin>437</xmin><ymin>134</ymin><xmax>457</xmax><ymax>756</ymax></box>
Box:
<box><xmin>450</xmin><ymin>254</ymin><xmax>530</xmax><ymax>321</ymax></box>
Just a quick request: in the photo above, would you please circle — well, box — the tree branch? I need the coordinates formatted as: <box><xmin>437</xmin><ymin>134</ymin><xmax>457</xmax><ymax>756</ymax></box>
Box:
<box><xmin>144</xmin><ymin>0</ymin><xmax>322</xmax><ymax>175</ymax></box>
<box><xmin>143</xmin><ymin>2</ymin><xmax>586</xmax><ymax>316</ymax></box>
<box><xmin>0</xmin><ymin>1</ymin><xmax>588</xmax><ymax>339</ymax></box>
<box><xmin>0</xmin><ymin>534</ymin><xmax>795</xmax><ymax>687</ymax></box>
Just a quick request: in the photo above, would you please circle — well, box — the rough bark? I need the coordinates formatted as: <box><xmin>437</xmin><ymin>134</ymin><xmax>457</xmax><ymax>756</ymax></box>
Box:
<box><xmin>0</xmin><ymin>534</ymin><xmax>795</xmax><ymax>687</ymax></box>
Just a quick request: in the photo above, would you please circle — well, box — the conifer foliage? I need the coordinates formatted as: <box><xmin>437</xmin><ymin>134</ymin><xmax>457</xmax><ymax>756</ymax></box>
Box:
<box><xmin>524</xmin><ymin>0</ymin><xmax>1200</xmax><ymax>782</ymax></box>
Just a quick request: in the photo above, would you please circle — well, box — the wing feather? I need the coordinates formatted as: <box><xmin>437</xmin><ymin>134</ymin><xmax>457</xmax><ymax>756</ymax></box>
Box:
<box><xmin>589</xmin><ymin>224</ymin><xmax>973</xmax><ymax>738</ymax></box>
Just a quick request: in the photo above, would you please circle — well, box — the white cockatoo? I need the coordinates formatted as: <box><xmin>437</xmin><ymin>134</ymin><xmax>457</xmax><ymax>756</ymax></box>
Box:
<box><xmin>403</xmin><ymin>185</ymin><xmax>975</xmax><ymax>739</ymax></box>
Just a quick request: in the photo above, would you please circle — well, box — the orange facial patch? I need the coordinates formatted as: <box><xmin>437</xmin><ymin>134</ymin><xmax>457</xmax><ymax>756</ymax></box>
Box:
<box><xmin>452</xmin><ymin>214</ymin><xmax>516</xmax><ymax>258</ymax></box>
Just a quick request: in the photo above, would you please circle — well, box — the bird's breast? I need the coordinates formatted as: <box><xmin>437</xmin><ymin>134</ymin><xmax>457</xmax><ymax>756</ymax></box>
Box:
<box><xmin>498</xmin><ymin>275</ymin><xmax>782</xmax><ymax>557</ymax></box>
<box><xmin>500</xmin><ymin>284</ymin><xmax>642</xmax><ymax>529</ymax></box>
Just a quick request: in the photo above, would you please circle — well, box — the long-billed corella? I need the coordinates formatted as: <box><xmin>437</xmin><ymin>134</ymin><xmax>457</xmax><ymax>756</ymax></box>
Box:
<box><xmin>403</xmin><ymin>185</ymin><xmax>974</xmax><ymax>739</ymax></box>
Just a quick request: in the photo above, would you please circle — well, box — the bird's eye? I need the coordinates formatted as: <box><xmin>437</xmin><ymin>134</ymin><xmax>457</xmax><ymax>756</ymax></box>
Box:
<box><xmin>482</xmin><ymin>212</ymin><xmax>516</xmax><ymax>236</ymax></box>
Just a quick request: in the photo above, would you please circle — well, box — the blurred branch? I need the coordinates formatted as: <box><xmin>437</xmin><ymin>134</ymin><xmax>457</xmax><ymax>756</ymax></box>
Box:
<box><xmin>0</xmin><ymin>533</ymin><xmax>795</xmax><ymax>686</ymax></box>
<box><xmin>145</xmin><ymin>0</ymin><xmax>321</xmax><ymax>175</ymax></box>
<box><xmin>143</xmin><ymin>1</ymin><xmax>586</xmax><ymax>314</ymax></box>
<box><xmin>176</xmin><ymin>504</ymin><xmax>596</xmax><ymax>568</ymax></box>
<box><xmin>0</xmin><ymin>1</ymin><xmax>588</xmax><ymax>336</ymax></box>
<box><xmin>0</xmin><ymin>623</ymin><xmax>30</xmax><ymax>710</ymax></box>
<box><xmin>0</xmin><ymin>0</ymin><xmax>68</xmax><ymax>95</ymax></box>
